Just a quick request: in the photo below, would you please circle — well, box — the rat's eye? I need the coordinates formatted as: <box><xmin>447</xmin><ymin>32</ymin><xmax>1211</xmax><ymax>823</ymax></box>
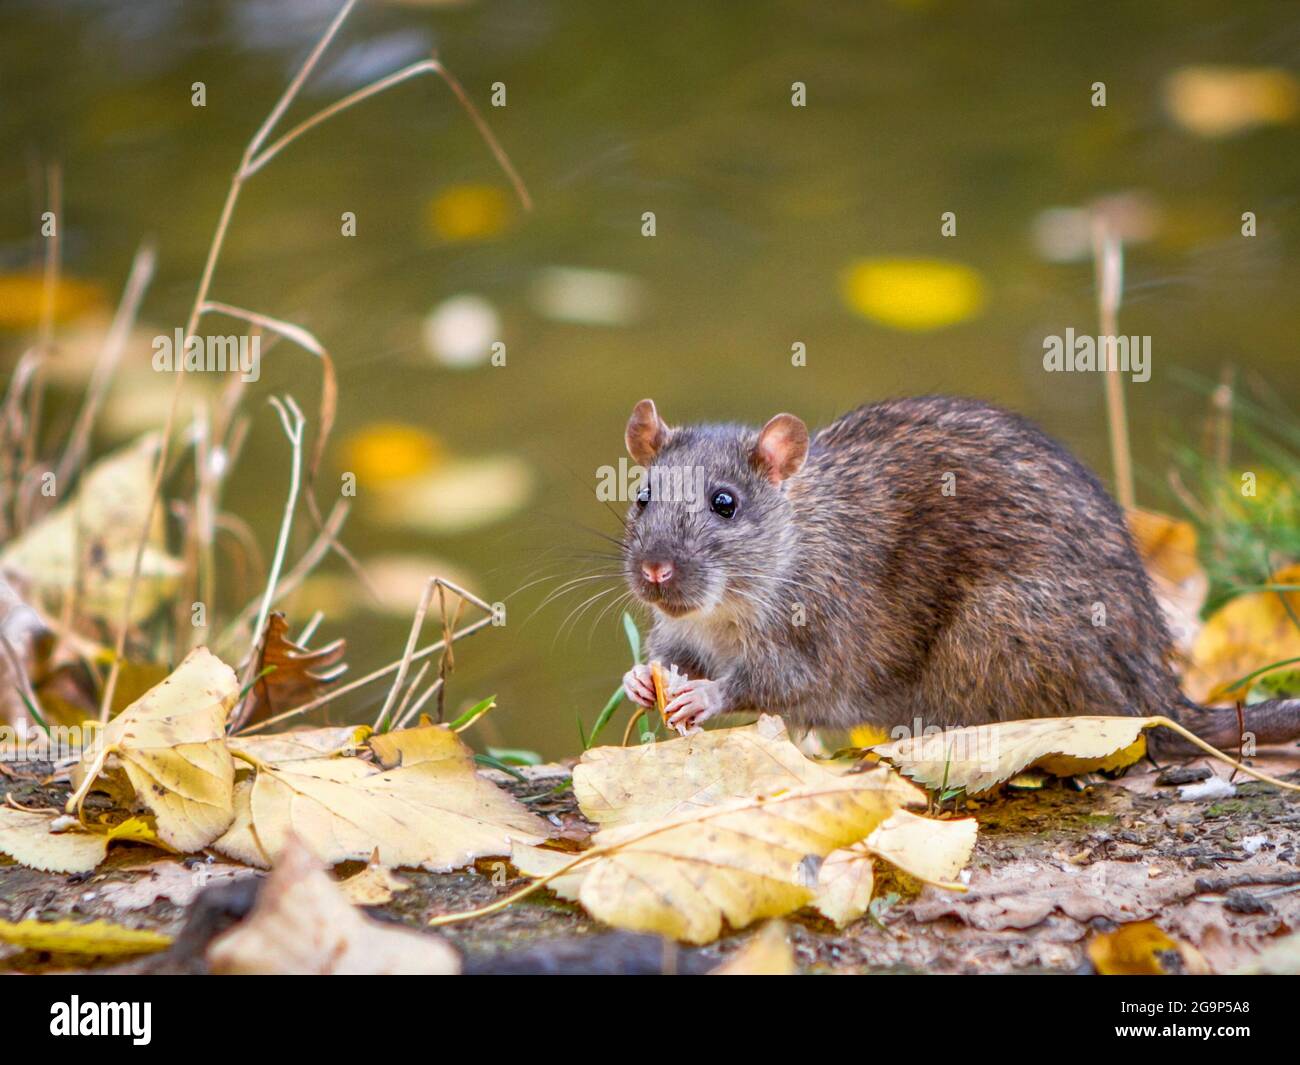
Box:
<box><xmin>635</xmin><ymin>485</ymin><xmax>652</xmax><ymax>508</ymax></box>
<box><xmin>710</xmin><ymin>489</ymin><xmax>737</xmax><ymax>519</ymax></box>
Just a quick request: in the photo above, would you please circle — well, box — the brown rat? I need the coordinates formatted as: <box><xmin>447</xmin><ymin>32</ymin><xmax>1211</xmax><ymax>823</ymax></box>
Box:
<box><xmin>619</xmin><ymin>395</ymin><xmax>1300</xmax><ymax>755</ymax></box>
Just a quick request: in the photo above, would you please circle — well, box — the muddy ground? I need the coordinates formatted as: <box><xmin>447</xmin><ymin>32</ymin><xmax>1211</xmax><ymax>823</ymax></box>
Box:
<box><xmin>3</xmin><ymin>751</ymin><xmax>1299</xmax><ymax>975</ymax></box>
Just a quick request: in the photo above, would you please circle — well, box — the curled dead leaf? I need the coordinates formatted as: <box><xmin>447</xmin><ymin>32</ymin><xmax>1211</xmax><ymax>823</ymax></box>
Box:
<box><xmin>208</xmin><ymin>836</ymin><xmax>457</xmax><ymax>974</ymax></box>
<box><xmin>67</xmin><ymin>647</ymin><xmax>238</xmax><ymax>852</ymax></box>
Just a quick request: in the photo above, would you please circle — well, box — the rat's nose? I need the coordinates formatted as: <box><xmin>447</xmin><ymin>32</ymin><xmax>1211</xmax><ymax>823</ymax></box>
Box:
<box><xmin>641</xmin><ymin>561</ymin><xmax>674</xmax><ymax>585</ymax></box>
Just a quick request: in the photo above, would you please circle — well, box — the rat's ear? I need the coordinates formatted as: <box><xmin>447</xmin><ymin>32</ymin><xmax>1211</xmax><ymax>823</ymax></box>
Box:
<box><xmin>752</xmin><ymin>413</ymin><xmax>809</xmax><ymax>485</ymax></box>
<box><xmin>626</xmin><ymin>399</ymin><xmax>671</xmax><ymax>465</ymax></box>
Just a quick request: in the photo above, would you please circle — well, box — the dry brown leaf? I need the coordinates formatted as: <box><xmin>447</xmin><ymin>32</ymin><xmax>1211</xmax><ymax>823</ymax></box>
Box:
<box><xmin>240</xmin><ymin>613</ymin><xmax>347</xmax><ymax>725</ymax></box>
<box><xmin>709</xmin><ymin>921</ymin><xmax>797</xmax><ymax>975</ymax></box>
<box><xmin>574</xmin><ymin>714</ymin><xmax>847</xmax><ymax>827</ymax></box>
<box><xmin>67</xmin><ymin>647</ymin><xmax>238</xmax><ymax>852</ymax></box>
<box><xmin>0</xmin><ymin>806</ymin><xmax>108</xmax><ymax>873</ymax></box>
<box><xmin>1184</xmin><ymin>563</ymin><xmax>1300</xmax><ymax>703</ymax></box>
<box><xmin>214</xmin><ymin>723</ymin><xmax>551</xmax><ymax>870</ymax></box>
<box><xmin>208</xmin><ymin>836</ymin><xmax>457</xmax><ymax>974</ymax></box>
<box><xmin>95</xmin><ymin>859</ymin><xmax>259</xmax><ymax>911</ymax></box>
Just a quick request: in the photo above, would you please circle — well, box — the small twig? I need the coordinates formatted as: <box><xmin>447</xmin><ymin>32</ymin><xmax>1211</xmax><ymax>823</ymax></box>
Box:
<box><xmin>374</xmin><ymin>577</ymin><xmax>437</xmax><ymax>732</ymax></box>
<box><xmin>239</xmin><ymin>613</ymin><xmax>494</xmax><ymax>734</ymax></box>
<box><xmin>1092</xmin><ymin>219</ymin><xmax>1134</xmax><ymax>511</ymax></box>
<box><xmin>230</xmin><ymin>397</ymin><xmax>305</xmax><ymax>731</ymax></box>
<box><xmin>393</xmin><ymin>675</ymin><xmax>444</xmax><ymax>731</ymax></box>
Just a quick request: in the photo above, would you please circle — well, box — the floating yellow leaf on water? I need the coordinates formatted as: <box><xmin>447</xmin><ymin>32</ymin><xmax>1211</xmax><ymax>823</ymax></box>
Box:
<box><xmin>426</xmin><ymin>183</ymin><xmax>513</xmax><ymax>242</ymax></box>
<box><xmin>0</xmin><ymin>917</ymin><xmax>171</xmax><ymax>956</ymax></box>
<box><xmin>0</xmin><ymin>272</ymin><xmax>105</xmax><ymax>329</ymax></box>
<box><xmin>0</xmin><ymin>433</ymin><xmax>183</xmax><ymax>623</ymax></box>
<box><xmin>1164</xmin><ymin>66</ymin><xmax>1299</xmax><ymax>138</ymax></box>
<box><xmin>1184</xmin><ymin>563</ymin><xmax>1300</xmax><ymax>703</ymax></box>
<box><xmin>209</xmin><ymin>836</ymin><xmax>457</xmax><ymax>975</ymax></box>
<box><xmin>710</xmin><ymin>921</ymin><xmax>797</xmax><ymax>975</ymax></box>
<box><xmin>0</xmin><ymin>807</ymin><xmax>108</xmax><ymax>874</ymax></box>
<box><xmin>68</xmin><ymin>647</ymin><xmax>238</xmax><ymax>852</ymax></box>
<box><xmin>371</xmin><ymin>454</ymin><xmax>532</xmax><ymax>535</ymax></box>
<box><xmin>1088</xmin><ymin>920</ymin><xmax>1206</xmax><ymax>975</ymax></box>
<box><xmin>215</xmin><ymin>723</ymin><xmax>551</xmax><ymax>870</ymax></box>
<box><xmin>873</xmin><ymin>716</ymin><xmax>1155</xmax><ymax>795</ymax></box>
<box><xmin>571</xmin><ymin>771</ymin><xmax>924</xmax><ymax>944</ymax></box>
<box><xmin>342</xmin><ymin>423</ymin><xmax>444</xmax><ymax>484</ymax></box>
<box><xmin>840</xmin><ymin>257</ymin><xmax>985</xmax><ymax>331</ymax></box>
<box><xmin>1126</xmin><ymin>508</ymin><xmax>1207</xmax><ymax>656</ymax></box>
<box><xmin>573</xmin><ymin>714</ymin><xmax>844</xmax><ymax>828</ymax></box>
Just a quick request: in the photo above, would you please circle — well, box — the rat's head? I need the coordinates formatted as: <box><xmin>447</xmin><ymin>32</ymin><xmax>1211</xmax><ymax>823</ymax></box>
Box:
<box><xmin>621</xmin><ymin>399</ymin><xmax>809</xmax><ymax>619</ymax></box>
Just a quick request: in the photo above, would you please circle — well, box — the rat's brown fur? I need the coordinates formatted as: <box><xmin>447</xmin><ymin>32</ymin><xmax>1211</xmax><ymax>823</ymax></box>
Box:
<box><xmin>621</xmin><ymin>395</ymin><xmax>1300</xmax><ymax>753</ymax></box>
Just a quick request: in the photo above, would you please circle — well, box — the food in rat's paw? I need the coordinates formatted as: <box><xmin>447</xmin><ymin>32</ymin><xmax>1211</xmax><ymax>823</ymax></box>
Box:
<box><xmin>617</xmin><ymin>395</ymin><xmax>1300</xmax><ymax>755</ymax></box>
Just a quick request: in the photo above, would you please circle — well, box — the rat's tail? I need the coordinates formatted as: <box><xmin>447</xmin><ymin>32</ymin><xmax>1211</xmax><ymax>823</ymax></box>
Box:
<box><xmin>1170</xmin><ymin>695</ymin><xmax>1300</xmax><ymax>751</ymax></box>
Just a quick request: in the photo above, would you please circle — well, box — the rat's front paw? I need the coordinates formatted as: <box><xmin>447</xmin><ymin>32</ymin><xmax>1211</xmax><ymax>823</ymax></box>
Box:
<box><xmin>623</xmin><ymin>663</ymin><xmax>656</xmax><ymax>708</ymax></box>
<box><xmin>664</xmin><ymin>678</ymin><xmax>725</xmax><ymax>733</ymax></box>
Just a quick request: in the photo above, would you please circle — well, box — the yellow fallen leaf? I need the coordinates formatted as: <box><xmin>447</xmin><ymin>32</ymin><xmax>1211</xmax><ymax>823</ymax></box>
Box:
<box><xmin>862</xmin><ymin>809</ymin><xmax>976</xmax><ymax>887</ymax></box>
<box><xmin>840</xmin><ymin>257</ymin><xmax>985</xmax><ymax>331</ymax></box>
<box><xmin>1088</xmin><ymin>920</ymin><xmax>1206</xmax><ymax>975</ymax></box>
<box><xmin>215</xmin><ymin>723</ymin><xmax>551</xmax><ymax>870</ymax></box>
<box><xmin>0</xmin><ymin>433</ymin><xmax>182</xmax><ymax>623</ymax></box>
<box><xmin>1164</xmin><ymin>66</ymin><xmax>1300</xmax><ymax>138</ymax></box>
<box><xmin>0</xmin><ymin>917</ymin><xmax>171</xmax><ymax>955</ymax></box>
<box><xmin>0</xmin><ymin>807</ymin><xmax>109</xmax><ymax>873</ymax></box>
<box><xmin>812</xmin><ymin>844</ymin><xmax>876</xmax><ymax>928</ymax></box>
<box><xmin>1126</xmin><ymin>507</ymin><xmax>1207</xmax><ymax>655</ymax></box>
<box><xmin>0</xmin><ymin>272</ymin><xmax>104</xmax><ymax>329</ymax></box>
<box><xmin>1184</xmin><ymin>563</ymin><xmax>1300</xmax><ymax>703</ymax></box>
<box><xmin>574</xmin><ymin>714</ymin><xmax>845</xmax><ymax>827</ymax></box>
<box><xmin>710</xmin><ymin>921</ymin><xmax>797</xmax><ymax>975</ymax></box>
<box><xmin>209</xmin><ymin>836</ymin><xmax>457</xmax><ymax>974</ymax></box>
<box><xmin>426</xmin><ymin>183</ymin><xmax>513</xmax><ymax>243</ymax></box>
<box><xmin>572</xmin><ymin>770</ymin><xmax>925</xmax><ymax>944</ymax></box>
<box><xmin>811</xmin><ymin>811</ymin><xmax>976</xmax><ymax>927</ymax></box>
<box><xmin>872</xmin><ymin>716</ymin><xmax>1154</xmax><ymax>795</ymax></box>
<box><xmin>68</xmin><ymin>647</ymin><xmax>238</xmax><ymax>852</ymax></box>
<box><xmin>510</xmin><ymin>843</ymin><xmax>588</xmax><ymax>901</ymax></box>
<box><xmin>228</xmin><ymin>724</ymin><xmax>370</xmax><ymax>764</ymax></box>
